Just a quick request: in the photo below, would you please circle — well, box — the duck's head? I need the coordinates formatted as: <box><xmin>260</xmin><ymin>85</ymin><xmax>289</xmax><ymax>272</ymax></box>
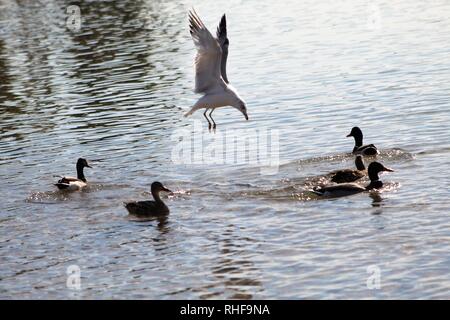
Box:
<box><xmin>367</xmin><ymin>161</ymin><xmax>393</xmax><ymax>180</ymax></box>
<box><xmin>346</xmin><ymin>126</ymin><xmax>363</xmax><ymax>139</ymax></box>
<box><xmin>76</xmin><ymin>158</ymin><xmax>92</xmax><ymax>169</ymax></box>
<box><xmin>151</xmin><ymin>181</ymin><xmax>171</xmax><ymax>193</ymax></box>
<box><xmin>366</xmin><ymin>162</ymin><xmax>394</xmax><ymax>189</ymax></box>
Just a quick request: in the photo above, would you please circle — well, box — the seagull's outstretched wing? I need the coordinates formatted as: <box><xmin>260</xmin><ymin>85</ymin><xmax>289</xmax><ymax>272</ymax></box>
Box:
<box><xmin>216</xmin><ymin>14</ymin><xmax>229</xmax><ymax>84</ymax></box>
<box><xmin>189</xmin><ymin>10</ymin><xmax>223</xmax><ymax>94</ymax></box>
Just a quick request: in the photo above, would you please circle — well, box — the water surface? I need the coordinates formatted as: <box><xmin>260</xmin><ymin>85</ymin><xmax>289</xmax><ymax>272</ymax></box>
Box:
<box><xmin>1</xmin><ymin>0</ymin><xmax>449</xmax><ymax>299</ymax></box>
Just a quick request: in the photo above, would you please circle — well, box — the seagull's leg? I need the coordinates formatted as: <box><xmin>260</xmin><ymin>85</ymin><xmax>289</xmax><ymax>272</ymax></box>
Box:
<box><xmin>209</xmin><ymin>109</ymin><xmax>216</xmax><ymax>129</ymax></box>
<box><xmin>203</xmin><ymin>108</ymin><xmax>211</xmax><ymax>130</ymax></box>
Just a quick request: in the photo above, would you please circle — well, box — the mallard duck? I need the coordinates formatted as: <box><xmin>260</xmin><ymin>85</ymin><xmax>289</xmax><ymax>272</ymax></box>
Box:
<box><xmin>330</xmin><ymin>155</ymin><xmax>366</xmax><ymax>183</ymax></box>
<box><xmin>124</xmin><ymin>182</ymin><xmax>172</xmax><ymax>217</ymax></box>
<box><xmin>54</xmin><ymin>158</ymin><xmax>91</xmax><ymax>191</ymax></box>
<box><xmin>347</xmin><ymin>126</ymin><xmax>379</xmax><ymax>156</ymax></box>
<box><xmin>313</xmin><ymin>162</ymin><xmax>393</xmax><ymax>197</ymax></box>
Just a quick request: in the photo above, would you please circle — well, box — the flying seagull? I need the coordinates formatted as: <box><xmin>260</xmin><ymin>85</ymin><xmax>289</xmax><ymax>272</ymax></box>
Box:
<box><xmin>184</xmin><ymin>9</ymin><xmax>248</xmax><ymax>129</ymax></box>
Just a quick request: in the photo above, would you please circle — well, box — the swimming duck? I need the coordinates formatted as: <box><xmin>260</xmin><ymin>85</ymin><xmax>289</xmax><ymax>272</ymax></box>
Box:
<box><xmin>54</xmin><ymin>158</ymin><xmax>91</xmax><ymax>191</ymax></box>
<box><xmin>124</xmin><ymin>182</ymin><xmax>172</xmax><ymax>217</ymax></box>
<box><xmin>329</xmin><ymin>155</ymin><xmax>366</xmax><ymax>183</ymax></box>
<box><xmin>313</xmin><ymin>161</ymin><xmax>393</xmax><ymax>197</ymax></box>
<box><xmin>347</xmin><ymin>126</ymin><xmax>379</xmax><ymax>156</ymax></box>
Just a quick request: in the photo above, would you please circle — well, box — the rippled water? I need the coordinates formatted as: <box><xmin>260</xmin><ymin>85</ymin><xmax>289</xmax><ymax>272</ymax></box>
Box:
<box><xmin>1</xmin><ymin>0</ymin><xmax>449</xmax><ymax>299</ymax></box>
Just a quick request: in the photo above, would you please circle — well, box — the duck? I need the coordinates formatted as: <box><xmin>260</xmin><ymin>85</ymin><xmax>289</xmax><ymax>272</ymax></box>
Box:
<box><xmin>124</xmin><ymin>182</ymin><xmax>172</xmax><ymax>217</ymax></box>
<box><xmin>347</xmin><ymin>126</ymin><xmax>379</xmax><ymax>156</ymax></box>
<box><xmin>313</xmin><ymin>161</ymin><xmax>394</xmax><ymax>197</ymax></box>
<box><xmin>54</xmin><ymin>158</ymin><xmax>92</xmax><ymax>191</ymax></box>
<box><xmin>329</xmin><ymin>155</ymin><xmax>366</xmax><ymax>183</ymax></box>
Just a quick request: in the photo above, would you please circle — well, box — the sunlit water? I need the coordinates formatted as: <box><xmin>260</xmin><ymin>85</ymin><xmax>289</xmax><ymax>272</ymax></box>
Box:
<box><xmin>1</xmin><ymin>0</ymin><xmax>449</xmax><ymax>299</ymax></box>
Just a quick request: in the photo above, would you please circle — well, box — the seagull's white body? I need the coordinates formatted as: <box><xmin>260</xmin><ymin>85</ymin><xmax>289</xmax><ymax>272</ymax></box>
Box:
<box><xmin>186</xmin><ymin>84</ymin><xmax>241</xmax><ymax>112</ymax></box>
<box><xmin>184</xmin><ymin>10</ymin><xmax>248</xmax><ymax>126</ymax></box>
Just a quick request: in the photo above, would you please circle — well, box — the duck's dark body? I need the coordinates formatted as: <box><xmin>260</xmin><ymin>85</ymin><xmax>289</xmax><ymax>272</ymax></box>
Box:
<box><xmin>124</xmin><ymin>200</ymin><xmax>169</xmax><ymax>216</ymax></box>
<box><xmin>314</xmin><ymin>183</ymin><xmax>366</xmax><ymax>197</ymax></box>
<box><xmin>331</xmin><ymin>169</ymin><xmax>365</xmax><ymax>183</ymax></box>
<box><xmin>124</xmin><ymin>182</ymin><xmax>171</xmax><ymax>217</ymax></box>
<box><xmin>330</xmin><ymin>156</ymin><xmax>366</xmax><ymax>183</ymax></box>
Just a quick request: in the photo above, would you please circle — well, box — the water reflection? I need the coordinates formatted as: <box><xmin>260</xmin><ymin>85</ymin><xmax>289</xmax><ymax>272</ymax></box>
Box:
<box><xmin>1</xmin><ymin>0</ymin><xmax>449</xmax><ymax>299</ymax></box>
<box><xmin>205</xmin><ymin>224</ymin><xmax>262</xmax><ymax>299</ymax></box>
<box><xmin>0</xmin><ymin>0</ymin><xmax>186</xmax><ymax>165</ymax></box>
<box><xmin>0</xmin><ymin>39</ymin><xmax>17</xmax><ymax>105</ymax></box>
<box><xmin>129</xmin><ymin>215</ymin><xmax>171</xmax><ymax>234</ymax></box>
<box><xmin>370</xmin><ymin>192</ymin><xmax>384</xmax><ymax>210</ymax></box>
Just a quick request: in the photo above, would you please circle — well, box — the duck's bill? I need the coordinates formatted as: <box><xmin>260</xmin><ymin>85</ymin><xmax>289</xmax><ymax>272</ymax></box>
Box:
<box><xmin>383</xmin><ymin>167</ymin><xmax>394</xmax><ymax>172</ymax></box>
<box><xmin>346</xmin><ymin>133</ymin><xmax>352</xmax><ymax>137</ymax></box>
<box><xmin>86</xmin><ymin>164</ymin><xmax>92</xmax><ymax>168</ymax></box>
<box><xmin>162</xmin><ymin>187</ymin><xmax>172</xmax><ymax>193</ymax></box>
